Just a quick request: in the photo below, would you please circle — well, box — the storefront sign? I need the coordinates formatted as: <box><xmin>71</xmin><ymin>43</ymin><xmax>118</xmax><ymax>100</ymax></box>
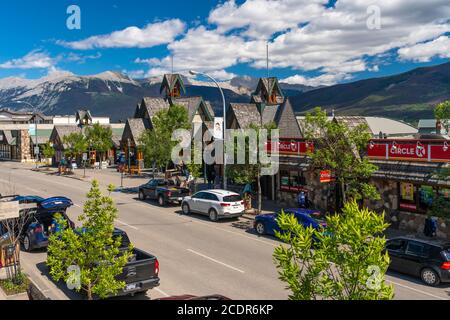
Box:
<box><xmin>266</xmin><ymin>140</ymin><xmax>314</xmax><ymax>156</ymax></box>
<box><xmin>320</xmin><ymin>170</ymin><xmax>334</xmax><ymax>183</ymax></box>
<box><xmin>368</xmin><ymin>140</ymin><xmax>450</xmax><ymax>162</ymax></box>
<box><xmin>400</xmin><ymin>202</ymin><xmax>417</xmax><ymax>211</ymax></box>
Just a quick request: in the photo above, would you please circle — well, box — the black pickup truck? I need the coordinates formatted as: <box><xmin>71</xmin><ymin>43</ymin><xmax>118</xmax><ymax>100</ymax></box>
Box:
<box><xmin>114</xmin><ymin>229</ymin><xmax>160</xmax><ymax>297</ymax></box>
<box><xmin>138</xmin><ymin>179</ymin><xmax>190</xmax><ymax>206</ymax></box>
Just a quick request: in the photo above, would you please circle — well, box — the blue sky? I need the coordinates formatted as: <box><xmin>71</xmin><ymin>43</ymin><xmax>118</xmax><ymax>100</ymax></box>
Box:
<box><xmin>0</xmin><ymin>0</ymin><xmax>449</xmax><ymax>86</ymax></box>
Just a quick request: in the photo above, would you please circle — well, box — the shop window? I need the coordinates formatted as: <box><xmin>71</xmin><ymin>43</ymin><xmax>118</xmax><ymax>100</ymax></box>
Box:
<box><xmin>280</xmin><ymin>170</ymin><xmax>306</xmax><ymax>193</ymax></box>
<box><xmin>399</xmin><ymin>182</ymin><xmax>417</xmax><ymax>211</ymax></box>
<box><xmin>419</xmin><ymin>186</ymin><xmax>435</xmax><ymax>211</ymax></box>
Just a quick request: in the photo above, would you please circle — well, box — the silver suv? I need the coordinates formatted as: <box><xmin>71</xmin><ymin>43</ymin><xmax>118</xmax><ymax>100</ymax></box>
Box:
<box><xmin>181</xmin><ymin>190</ymin><xmax>245</xmax><ymax>222</ymax></box>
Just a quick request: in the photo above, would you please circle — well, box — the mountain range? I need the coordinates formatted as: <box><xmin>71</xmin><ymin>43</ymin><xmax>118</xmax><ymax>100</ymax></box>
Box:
<box><xmin>292</xmin><ymin>62</ymin><xmax>450</xmax><ymax>124</ymax></box>
<box><xmin>1</xmin><ymin>61</ymin><xmax>449</xmax><ymax>124</ymax></box>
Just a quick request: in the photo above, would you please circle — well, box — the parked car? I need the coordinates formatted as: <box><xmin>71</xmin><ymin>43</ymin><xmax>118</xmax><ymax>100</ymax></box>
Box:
<box><xmin>112</xmin><ymin>229</ymin><xmax>160</xmax><ymax>297</ymax></box>
<box><xmin>19</xmin><ymin>197</ymin><xmax>75</xmax><ymax>252</ymax></box>
<box><xmin>68</xmin><ymin>228</ymin><xmax>160</xmax><ymax>297</ymax></box>
<box><xmin>181</xmin><ymin>190</ymin><xmax>245</xmax><ymax>222</ymax></box>
<box><xmin>157</xmin><ymin>294</ymin><xmax>231</xmax><ymax>300</ymax></box>
<box><xmin>386</xmin><ymin>237</ymin><xmax>450</xmax><ymax>286</ymax></box>
<box><xmin>138</xmin><ymin>179</ymin><xmax>190</xmax><ymax>206</ymax></box>
<box><xmin>254</xmin><ymin>208</ymin><xmax>326</xmax><ymax>237</ymax></box>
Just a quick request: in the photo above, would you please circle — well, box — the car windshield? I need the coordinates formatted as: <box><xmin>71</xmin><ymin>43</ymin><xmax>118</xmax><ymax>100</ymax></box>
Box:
<box><xmin>223</xmin><ymin>195</ymin><xmax>242</xmax><ymax>203</ymax></box>
<box><xmin>443</xmin><ymin>250</ymin><xmax>450</xmax><ymax>261</ymax></box>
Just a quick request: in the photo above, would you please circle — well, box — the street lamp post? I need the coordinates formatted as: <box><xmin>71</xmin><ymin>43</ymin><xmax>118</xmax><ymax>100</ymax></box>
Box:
<box><xmin>127</xmin><ymin>138</ymin><xmax>132</xmax><ymax>176</ymax></box>
<box><xmin>189</xmin><ymin>70</ymin><xmax>227</xmax><ymax>190</ymax></box>
<box><xmin>17</xmin><ymin>101</ymin><xmax>39</xmax><ymax>169</ymax></box>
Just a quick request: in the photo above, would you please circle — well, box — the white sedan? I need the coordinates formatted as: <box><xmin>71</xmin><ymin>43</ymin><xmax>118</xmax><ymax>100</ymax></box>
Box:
<box><xmin>181</xmin><ymin>190</ymin><xmax>245</xmax><ymax>222</ymax></box>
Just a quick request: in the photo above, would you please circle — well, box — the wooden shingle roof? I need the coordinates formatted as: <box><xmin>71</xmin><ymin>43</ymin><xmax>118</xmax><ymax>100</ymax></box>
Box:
<box><xmin>228</xmin><ymin>103</ymin><xmax>261</xmax><ymax>129</ymax></box>
<box><xmin>171</xmin><ymin>97</ymin><xmax>214</xmax><ymax>122</ymax></box>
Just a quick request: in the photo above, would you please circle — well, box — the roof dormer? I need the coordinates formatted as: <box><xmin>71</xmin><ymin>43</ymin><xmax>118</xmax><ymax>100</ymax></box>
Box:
<box><xmin>160</xmin><ymin>74</ymin><xmax>186</xmax><ymax>98</ymax></box>
<box><xmin>252</xmin><ymin>77</ymin><xmax>284</xmax><ymax>106</ymax></box>
<box><xmin>76</xmin><ymin>110</ymin><xmax>92</xmax><ymax>126</ymax></box>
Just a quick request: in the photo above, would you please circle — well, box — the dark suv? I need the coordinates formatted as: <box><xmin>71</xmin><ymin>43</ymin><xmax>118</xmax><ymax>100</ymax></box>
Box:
<box><xmin>386</xmin><ymin>237</ymin><xmax>450</xmax><ymax>286</ymax></box>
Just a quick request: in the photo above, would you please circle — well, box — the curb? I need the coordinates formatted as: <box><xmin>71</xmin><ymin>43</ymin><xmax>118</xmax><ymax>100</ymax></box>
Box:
<box><xmin>241</xmin><ymin>214</ymin><xmax>257</xmax><ymax>221</ymax></box>
<box><xmin>0</xmin><ymin>286</ymin><xmax>7</xmax><ymax>300</ymax></box>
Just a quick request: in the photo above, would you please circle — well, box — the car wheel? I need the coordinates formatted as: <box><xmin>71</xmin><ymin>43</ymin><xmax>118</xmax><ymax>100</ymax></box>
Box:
<box><xmin>421</xmin><ymin>268</ymin><xmax>440</xmax><ymax>287</ymax></box>
<box><xmin>23</xmin><ymin>235</ymin><xmax>31</xmax><ymax>252</ymax></box>
<box><xmin>139</xmin><ymin>191</ymin><xmax>146</xmax><ymax>201</ymax></box>
<box><xmin>182</xmin><ymin>203</ymin><xmax>191</xmax><ymax>215</ymax></box>
<box><xmin>209</xmin><ymin>209</ymin><xmax>219</xmax><ymax>222</ymax></box>
<box><xmin>255</xmin><ymin>222</ymin><xmax>266</xmax><ymax>235</ymax></box>
<box><xmin>158</xmin><ymin>195</ymin><xmax>165</xmax><ymax>206</ymax></box>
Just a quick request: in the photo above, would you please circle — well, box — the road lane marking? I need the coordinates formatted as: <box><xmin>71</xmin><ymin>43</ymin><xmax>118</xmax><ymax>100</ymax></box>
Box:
<box><xmin>116</xmin><ymin>219</ymin><xmax>139</xmax><ymax>230</ymax></box>
<box><xmin>154</xmin><ymin>288</ymin><xmax>170</xmax><ymax>297</ymax></box>
<box><xmin>387</xmin><ymin>279</ymin><xmax>448</xmax><ymax>300</ymax></box>
<box><xmin>0</xmin><ymin>169</ymin><xmax>279</xmax><ymax>248</ymax></box>
<box><xmin>187</xmin><ymin>249</ymin><xmax>245</xmax><ymax>274</ymax></box>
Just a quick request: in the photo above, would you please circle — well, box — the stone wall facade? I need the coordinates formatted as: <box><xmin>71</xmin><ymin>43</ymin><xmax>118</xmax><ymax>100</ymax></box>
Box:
<box><xmin>367</xmin><ymin>178</ymin><xmax>450</xmax><ymax>240</ymax></box>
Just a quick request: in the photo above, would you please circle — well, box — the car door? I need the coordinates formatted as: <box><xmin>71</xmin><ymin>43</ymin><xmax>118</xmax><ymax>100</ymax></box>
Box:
<box><xmin>402</xmin><ymin>241</ymin><xmax>431</xmax><ymax>277</ymax></box>
<box><xmin>266</xmin><ymin>211</ymin><xmax>282</xmax><ymax>235</ymax></box>
<box><xmin>190</xmin><ymin>192</ymin><xmax>206</xmax><ymax>213</ymax></box>
<box><xmin>199</xmin><ymin>192</ymin><xmax>216</xmax><ymax>214</ymax></box>
<box><xmin>386</xmin><ymin>239</ymin><xmax>407</xmax><ymax>272</ymax></box>
<box><xmin>142</xmin><ymin>181</ymin><xmax>154</xmax><ymax>198</ymax></box>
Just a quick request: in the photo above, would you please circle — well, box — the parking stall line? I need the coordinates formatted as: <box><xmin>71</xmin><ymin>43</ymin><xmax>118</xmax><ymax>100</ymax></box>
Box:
<box><xmin>187</xmin><ymin>249</ymin><xmax>245</xmax><ymax>274</ymax></box>
<box><xmin>387</xmin><ymin>279</ymin><xmax>448</xmax><ymax>300</ymax></box>
<box><xmin>116</xmin><ymin>219</ymin><xmax>139</xmax><ymax>230</ymax></box>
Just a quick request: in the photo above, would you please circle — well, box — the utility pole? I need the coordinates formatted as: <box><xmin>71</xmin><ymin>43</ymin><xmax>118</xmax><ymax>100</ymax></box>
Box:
<box><xmin>266</xmin><ymin>41</ymin><xmax>269</xmax><ymax>78</ymax></box>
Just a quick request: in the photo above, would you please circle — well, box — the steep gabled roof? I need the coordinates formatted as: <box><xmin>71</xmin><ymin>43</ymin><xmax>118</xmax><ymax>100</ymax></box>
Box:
<box><xmin>141</xmin><ymin>97</ymin><xmax>171</xmax><ymax>119</ymax></box>
<box><xmin>253</xmin><ymin>77</ymin><xmax>284</xmax><ymax>103</ymax></box>
<box><xmin>274</xmin><ymin>98</ymin><xmax>302</xmax><ymax>138</ymax></box>
<box><xmin>122</xmin><ymin>118</ymin><xmax>151</xmax><ymax>146</ymax></box>
<box><xmin>171</xmin><ymin>97</ymin><xmax>214</xmax><ymax>122</ymax></box>
<box><xmin>228</xmin><ymin>103</ymin><xmax>261</xmax><ymax>129</ymax></box>
<box><xmin>160</xmin><ymin>74</ymin><xmax>186</xmax><ymax>95</ymax></box>
<box><xmin>49</xmin><ymin>125</ymin><xmax>83</xmax><ymax>148</ymax></box>
<box><xmin>76</xmin><ymin>110</ymin><xmax>93</xmax><ymax>123</ymax></box>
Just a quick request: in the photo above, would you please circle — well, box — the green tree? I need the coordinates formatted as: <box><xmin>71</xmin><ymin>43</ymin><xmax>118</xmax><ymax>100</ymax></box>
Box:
<box><xmin>42</xmin><ymin>142</ymin><xmax>55</xmax><ymax>165</ymax></box>
<box><xmin>227</xmin><ymin>122</ymin><xmax>277</xmax><ymax>213</ymax></box>
<box><xmin>435</xmin><ymin>101</ymin><xmax>450</xmax><ymax>134</ymax></box>
<box><xmin>304</xmin><ymin>108</ymin><xmax>379</xmax><ymax>209</ymax></box>
<box><xmin>273</xmin><ymin>201</ymin><xmax>394</xmax><ymax>300</ymax></box>
<box><xmin>47</xmin><ymin>180</ymin><xmax>133</xmax><ymax>300</ymax></box>
<box><xmin>63</xmin><ymin>132</ymin><xmax>88</xmax><ymax>162</ymax></box>
<box><xmin>85</xmin><ymin>123</ymin><xmax>113</xmax><ymax>162</ymax></box>
<box><xmin>140</xmin><ymin>104</ymin><xmax>190</xmax><ymax>172</ymax></box>
<box><xmin>186</xmin><ymin>144</ymin><xmax>203</xmax><ymax>193</ymax></box>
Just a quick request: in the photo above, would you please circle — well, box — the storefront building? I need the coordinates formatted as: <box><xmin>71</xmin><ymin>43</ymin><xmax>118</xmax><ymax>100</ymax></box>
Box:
<box><xmin>367</xmin><ymin>138</ymin><xmax>450</xmax><ymax>236</ymax></box>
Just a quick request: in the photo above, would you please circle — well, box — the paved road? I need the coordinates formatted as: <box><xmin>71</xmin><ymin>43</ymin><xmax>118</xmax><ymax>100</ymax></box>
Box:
<box><xmin>0</xmin><ymin>162</ymin><xmax>449</xmax><ymax>300</ymax></box>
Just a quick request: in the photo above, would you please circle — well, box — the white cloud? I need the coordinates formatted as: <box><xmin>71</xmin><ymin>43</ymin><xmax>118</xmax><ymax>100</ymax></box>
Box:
<box><xmin>398</xmin><ymin>36</ymin><xmax>450</xmax><ymax>62</ymax></box>
<box><xmin>282</xmin><ymin>73</ymin><xmax>352</xmax><ymax>87</ymax></box>
<box><xmin>208</xmin><ymin>0</ymin><xmax>327</xmax><ymax>39</ymax></box>
<box><xmin>132</xmin><ymin>0</ymin><xmax>450</xmax><ymax>86</ymax></box>
<box><xmin>0</xmin><ymin>50</ymin><xmax>55</xmax><ymax>69</ymax></box>
<box><xmin>65</xmin><ymin>52</ymin><xmax>102</xmax><ymax>63</ymax></box>
<box><xmin>58</xmin><ymin>19</ymin><xmax>186</xmax><ymax>50</ymax></box>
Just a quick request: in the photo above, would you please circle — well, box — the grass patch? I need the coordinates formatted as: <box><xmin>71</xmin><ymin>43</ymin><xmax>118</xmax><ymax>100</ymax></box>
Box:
<box><xmin>0</xmin><ymin>273</ymin><xmax>30</xmax><ymax>296</ymax></box>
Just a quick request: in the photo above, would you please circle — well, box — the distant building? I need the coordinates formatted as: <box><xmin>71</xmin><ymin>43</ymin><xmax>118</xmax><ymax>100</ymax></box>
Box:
<box><xmin>418</xmin><ymin>119</ymin><xmax>448</xmax><ymax>135</ymax></box>
<box><xmin>0</xmin><ymin>109</ymin><xmax>52</xmax><ymax>125</ymax></box>
<box><xmin>297</xmin><ymin>116</ymin><xmax>418</xmax><ymax>139</ymax></box>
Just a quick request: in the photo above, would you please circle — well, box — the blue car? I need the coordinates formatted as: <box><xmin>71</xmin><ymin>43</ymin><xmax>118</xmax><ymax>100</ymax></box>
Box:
<box><xmin>18</xmin><ymin>196</ymin><xmax>75</xmax><ymax>252</ymax></box>
<box><xmin>254</xmin><ymin>208</ymin><xmax>327</xmax><ymax>237</ymax></box>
